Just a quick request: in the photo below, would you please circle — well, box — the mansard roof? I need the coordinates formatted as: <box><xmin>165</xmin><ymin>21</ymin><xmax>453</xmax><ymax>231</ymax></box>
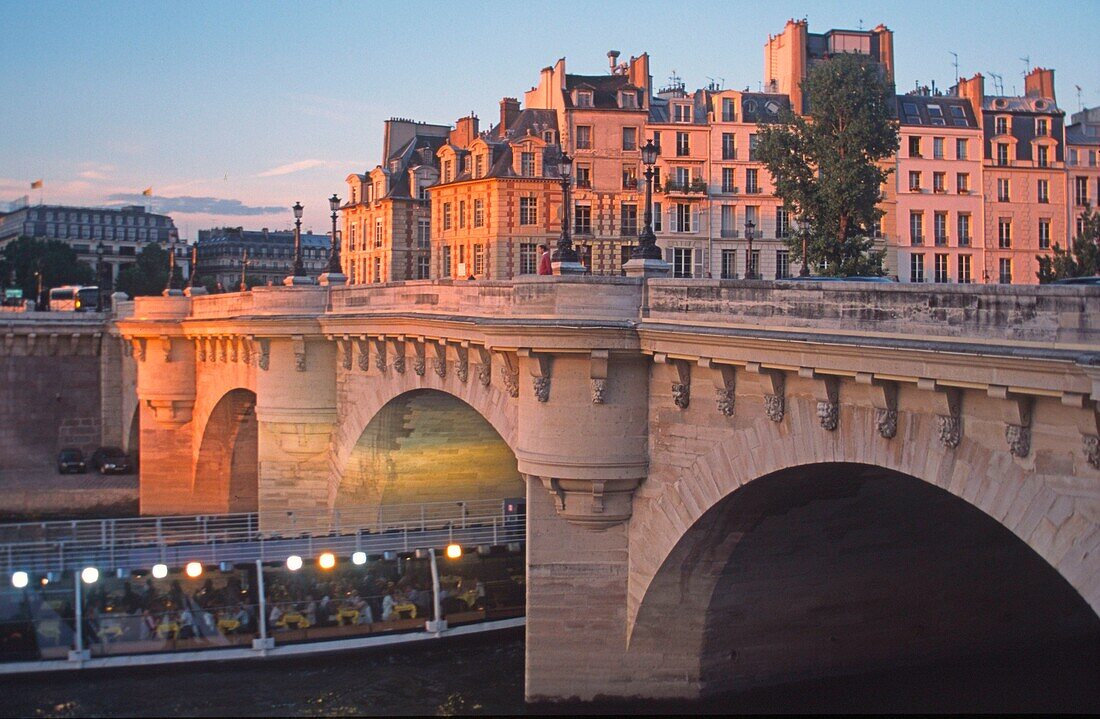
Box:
<box><xmin>982</xmin><ymin>95</ymin><xmax>1063</xmax><ymax>116</ymax></box>
<box><xmin>443</xmin><ymin>109</ymin><xmax>563</xmax><ymax>184</ymax></box>
<box><xmin>896</xmin><ymin>94</ymin><xmax>979</xmax><ymax>128</ymax></box>
<box><xmin>564</xmin><ymin>73</ymin><xmax>644</xmax><ymax>109</ymax></box>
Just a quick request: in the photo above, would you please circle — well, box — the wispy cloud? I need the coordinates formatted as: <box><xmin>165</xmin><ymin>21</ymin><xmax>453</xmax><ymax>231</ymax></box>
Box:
<box><xmin>255</xmin><ymin>159</ymin><xmax>337</xmax><ymax>178</ymax></box>
<box><xmin>77</xmin><ymin>163</ymin><xmax>116</xmax><ymax>181</ymax></box>
<box><xmin>107</xmin><ymin>193</ymin><xmax>285</xmax><ymax>216</ymax></box>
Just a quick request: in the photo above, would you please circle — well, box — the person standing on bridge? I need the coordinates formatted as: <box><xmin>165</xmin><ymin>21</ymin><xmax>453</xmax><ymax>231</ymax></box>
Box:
<box><xmin>537</xmin><ymin>243</ymin><xmax>552</xmax><ymax>275</ymax></box>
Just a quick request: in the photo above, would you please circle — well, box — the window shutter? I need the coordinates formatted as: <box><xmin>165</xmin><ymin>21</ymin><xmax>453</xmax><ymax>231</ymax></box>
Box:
<box><xmin>664</xmin><ymin>246</ymin><xmax>673</xmax><ymax>264</ymax></box>
<box><xmin>691</xmin><ymin>209</ymin><xmax>699</xmax><ymax>233</ymax></box>
<box><xmin>693</xmin><ymin>248</ymin><xmax>704</xmax><ymax>279</ymax></box>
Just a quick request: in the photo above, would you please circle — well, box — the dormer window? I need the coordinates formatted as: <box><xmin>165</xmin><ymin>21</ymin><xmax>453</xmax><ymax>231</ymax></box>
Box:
<box><xmin>674</xmin><ymin>103</ymin><xmax>692</xmax><ymax>123</ymax></box>
<box><xmin>351</xmin><ymin>187</ymin><xmax>358</xmax><ymax>204</ymax></box>
<box><xmin>995</xmin><ymin>116</ymin><xmax>1008</xmax><ymax>135</ymax></box>
<box><xmin>1036</xmin><ymin>118</ymin><xmax>1048</xmax><ymax>136</ymax></box>
<box><xmin>543</xmin><ymin>130</ymin><xmax>554</xmax><ymax>144</ymax></box>
<box><xmin>618</xmin><ymin>91</ymin><xmax>638</xmax><ymax>109</ymax></box>
<box><xmin>443</xmin><ymin>160</ymin><xmax>453</xmax><ymax>183</ymax></box>
<box><xmin>575</xmin><ymin>90</ymin><xmax>594</xmax><ymax>108</ymax></box>
<box><xmin>520</xmin><ymin>151</ymin><xmax>536</xmax><ymax>177</ymax></box>
<box><xmin>474</xmin><ymin>154</ymin><xmax>485</xmax><ymax>178</ymax></box>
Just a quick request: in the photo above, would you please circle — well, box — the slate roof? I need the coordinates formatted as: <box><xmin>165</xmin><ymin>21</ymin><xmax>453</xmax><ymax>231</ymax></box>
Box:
<box><xmin>896</xmin><ymin>94</ymin><xmax>979</xmax><ymax>128</ymax></box>
<box><xmin>444</xmin><ymin>109</ymin><xmax>563</xmax><ymax>184</ymax></box>
<box><xmin>563</xmin><ymin>73</ymin><xmax>644</xmax><ymax>110</ymax></box>
<box><xmin>1066</xmin><ymin>124</ymin><xmax>1100</xmax><ymax>146</ymax></box>
<box><xmin>981</xmin><ymin>96</ymin><xmax>1062</xmax><ymax>115</ymax></box>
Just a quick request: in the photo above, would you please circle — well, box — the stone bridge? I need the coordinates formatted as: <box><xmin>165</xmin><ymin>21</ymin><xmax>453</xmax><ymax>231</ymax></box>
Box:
<box><xmin>118</xmin><ymin>278</ymin><xmax>1100</xmax><ymax>702</ymax></box>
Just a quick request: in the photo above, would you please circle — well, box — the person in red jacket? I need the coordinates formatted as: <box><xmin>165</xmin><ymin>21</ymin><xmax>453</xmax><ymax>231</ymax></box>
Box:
<box><xmin>537</xmin><ymin>243</ymin><xmax>552</xmax><ymax>275</ymax></box>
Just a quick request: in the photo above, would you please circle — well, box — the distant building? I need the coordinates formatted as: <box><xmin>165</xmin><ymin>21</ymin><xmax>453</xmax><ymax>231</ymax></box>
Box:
<box><xmin>195</xmin><ymin>227</ymin><xmax>330</xmax><ymax>289</ymax></box>
<box><xmin>0</xmin><ymin>203</ymin><xmax>182</xmax><ymax>288</ymax></box>
<box><xmin>1065</xmin><ymin>106</ymin><xmax>1100</xmax><ymax>241</ymax></box>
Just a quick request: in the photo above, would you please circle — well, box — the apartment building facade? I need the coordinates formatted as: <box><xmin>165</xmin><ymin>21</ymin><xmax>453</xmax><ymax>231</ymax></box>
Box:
<box><xmin>1066</xmin><ymin>106</ymin><xmax>1100</xmax><ymax>241</ymax></box>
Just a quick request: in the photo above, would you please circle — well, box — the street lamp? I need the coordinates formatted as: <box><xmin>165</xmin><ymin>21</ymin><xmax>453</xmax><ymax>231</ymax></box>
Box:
<box><xmin>631</xmin><ymin>139</ymin><xmax>662</xmax><ymax>260</ymax></box>
<box><xmin>552</xmin><ymin>153</ymin><xmax>579</xmax><ymax>264</ymax></box>
<box><xmin>188</xmin><ymin>244</ymin><xmax>199</xmax><ymax>289</ymax></box>
<box><xmin>239</xmin><ymin>248</ymin><xmax>249</xmax><ymax>292</ymax></box>
<box><xmin>744</xmin><ymin>219</ymin><xmax>756</xmax><ymax>279</ymax></box>
<box><xmin>165</xmin><ymin>238</ymin><xmax>181</xmax><ymax>293</ymax></box>
<box><xmin>291</xmin><ymin>201</ymin><xmax>305</xmax><ymax>277</ymax></box>
<box><xmin>95</xmin><ymin>241</ymin><xmax>105</xmax><ymax>311</ymax></box>
<box><xmin>326</xmin><ymin>194</ymin><xmax>342</xmax><ymax>274</ymax></box>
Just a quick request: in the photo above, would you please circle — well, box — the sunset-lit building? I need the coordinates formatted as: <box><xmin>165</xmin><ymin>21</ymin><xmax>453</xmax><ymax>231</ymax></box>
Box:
<box><xmin>1066</xmin><ymin>106</ymin><xmax>1100</xmax><ymax>242</ymax></box>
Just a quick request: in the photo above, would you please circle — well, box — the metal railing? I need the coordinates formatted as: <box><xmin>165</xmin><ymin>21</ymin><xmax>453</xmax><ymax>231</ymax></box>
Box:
<box><xmin>0</xmin><ymin>498</ymin><xmax>525</xmax><ymax>575</ymax></box>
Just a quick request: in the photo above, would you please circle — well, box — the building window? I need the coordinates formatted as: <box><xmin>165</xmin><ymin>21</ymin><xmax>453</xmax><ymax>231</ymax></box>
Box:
<box><xmin>521</xmin><ymin>152</ymin><xmax>536</xmax><ymax>177</ymax></box>
<box><xmin>458</xmin><ymin>200</ymin><xmax>466</xmax><ymax>229</ymax></box>
<box><xmin>722</xmin><ymin>133</ymin><xmax>736</xmax><ymax>160</ymax></box>
<box><xmin>909</xmin><ymin>171</ymin><xmax>921</xmax><ymax>191</ymax></box>
<box><xmin>622</xmin><ymin>164</ymin><xmax>638</xmax><ymax>190</ymax></box>
<box><xmin>746</xmin><ymin>168</ymin><xmax>760</xmax><ymax>194</ymax></box>
<box><xmin>999</xmin><ymin>257</ymin><xmax>1012</xmax><ymax>284</ymax></box>
<box><xmin>933</xmin><ymin>172</ymin><xmax>945</xmax><ymax>193</ymax></box>
<box><xmin>748</xmin><ymin>134</ymin><xmax>759</xmax><ymax>161</ymax></box>
<box><xmin>957</xmin><ymin>172</ymin><xmax>970</xmax><ymax>193</ymax></box>
<box><xmin>417</xmin><ymin>219</ymin><xmax>430</xmax><ymax>248</ymax></box>
<box><xmin>958</xmin><ymin>254</ymin><xmax>972</xmax><ymax>284</ymax></box>
<box><xmin>675</xmin><ymin>131</ymin><xmax>690</xmax><ymax>156</ymax></box>
<box><xmin>576</xmin><ymin>164</ymin><xmax>592</xmax><ymax>189</ymax></box>
<box><xmin>373</xmin><ymin>257</ymin><xmax>382</xmax><ymax>283</ymax></box>
<box><xmin>619</xmin><ymin>91</ymin><xmax>637</xmax><ymax>109</ymax></box>
<box><xmin>673</xmin><ymin>103</ymin><xmax>692</xmax><ymax>123</ymax></box>
<box><xmin>441</xmin><ymin>246</ymin><xmax>452</xmax><ymax>277</ymax></box>
<box><xmin>1039</xmin><ymin>219</ymin><xmax>1051</xmax><ymax>250</ymax></box>
<box><xmin>472</xmin><ymin>199</ymin><xmax>484</xmax><ymax>228</ymax></box>
<box><xmin>1038</xmin><ymin>179</ymin><xmax>1049</xmax><ymax>203</ymax></box>
<box><xmin>721</xmin><ymin>167</ymin><xmax>735</xmax><ymax>193</ymax></box>
<box><xmin>622</xmin><ymin>127</ymin><xmax>638</xmax><ymax>151</ymax></box>
<box><xmin>934</xmin><ymin>253</ymin><xmax>949</xmax><ymax>283</ymax></box>
<box><xmin>651</xmin><ymin>132</ymin><xmax>661</xmax><ymax>154</ymax></box>
<box><xmin>416</xmin><ymin>255</ymin><xmax>430</xmax><ymax>279</ymax></box>
<box><xmin>998</xmin><ymin>219</ymin><xmax>1012</xmax><ymax>248</ymax></box>
<box><xmin>374</xmin><ymin>218</ymin><xmax>383</xmax><ymax>247</ymax></box>
<box><xmin>473</xmin><ymin>244</ymin><xmax>484</xmax><ymax>276</ymax></box>
<box><xmin>474</xmin><ymin>155</ymin><xmax>485</xmax><ymax>178</ymax></box>
<box><xmin>674</xmin><ymin>203</ymin><xmax>692</xmax><ymax>233</ymax></box>
<box><xmin>1069</xmin><ymin>149</ymin><xmax>1078</xmax><ymax>166</ymax></box>
<box><xmin>997</xmin><ymin>178</ymin><xmax>1010</xmax><ymax>202</ymax></box>
<box><xmin>776</xmin><ymin>207</ymin><xmax>791</xmax><ymax>238</ymax></box>
<box><xmin>653</xmin><ymin>201</ymin><xmax>662</xmax><ymax>232</ymax></box>
<box><xmin>574</xmin><ymin>204</ymin><xmax>592</xmax><ymax>235</ymax></box>
<box><xmin>443</xmin><ymin>160</ymin><xmax>453</xmax><ymax>183</ymax></box>
<box><xmin>1037</xmin><ymin>145</ymin><xmax>1049</xmax><ymax>168</ymax></box>
<box><xmin>996</xmin><ymin>143</ymin><xmax>1010</xmax><ymax>166</ymax></box>
<box><xmin>672</xmin><ymin>247</ymin><xmax>693</xmax><ymax>278</ymax></box>
<box><xmin>575</xmin><ymin>90</ymin><xmax>593</xmax><ymax>107</ymax></box>
<box><xmin>909</xmin><ymin>211</ymin><xmax>923</xmax><ymax>245</ymax></box>
<box><xmin>721</xmin><ymin>249</ymin><xmax>737</xmax><ymax>279</ymax></box>
<box><xmin>933</xmin><ymin>137</ymin><xmax>944</xmax><ymax>159</ymax></box>
<box><xmin>519</xmin><ymin>243</ymin><xmax>538</xmax><ymax>275</ymax></box>
<box><xmin>934</xmin><ymin>212</ymin><xmax>948</xmax><ymax>245</ymax></box>
<box><xmin>1036</xmin><ymin>118</ymin><xmax>1048</xmax><ymax>136</ymax></box>
<box><xmin>519</xmin><ymin>197</ymin><xmax>537</xmax><ymax>225</ymax></box>
<box><xmin>957</xmin><ymin>213</ymin><xmax>971</xmax><ymax>247</ymax></box>
<box><xmin>620</xmin><ymin>203</ymin><xmax>638</xmax><ymax>236</ymax></box>
<box><xmin>720</xmin><ymin>205</ymin><xmax>736</xmax><ymax>237</ymax></box>
<box><xmin>442</xmin><ymin>202</ymin><xmax>452</xmax><ymax>230</ymax></box>
<box><xmin>748</xmin><ymin>249</ymin><xmax>760</xmax><ymax>278</ymax></box>
<box><xmin>576</xmin><ymin>125</ymin><xmax>592</xmax><ymax>150</ymax></box>
<box><xmin>1075</xmin><ymin>176</ymin><xmax>1089</xmax><ymax>205</ymax></box>
<box><xmin>908</xmin><ymin>136</ymin><xmax>922</xmax><ymax>157</ymax></box>
<box><xmin>722</xmin><ymin>98</ymin><xmax>736</xmax><ymax>122</ymax></box>
<box><xmin>910</xmin><ymin>253</ymin><xmax>925</xmax><ymax>282</ymax></box>
<box><xmin>776</xmin><ymin>250</ymin><xmax>790</xmax><ymax>279</ymax></box>
<box><xmin>995</xmin><ymin>116</ymin><xmax>1008</xmax><ymax>135</ymax></box>
<box><xmin>956</xmin><ymin>138</ymin><xmax>968</xmax><ymax>160</ymax></box>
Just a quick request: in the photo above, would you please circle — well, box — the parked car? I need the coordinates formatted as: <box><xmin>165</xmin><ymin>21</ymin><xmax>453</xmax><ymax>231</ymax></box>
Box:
<box><xmin>57</xmin><ymin>448</ymin><xmax>87</xmax><ymax>474</ymax></box>
<box><xmin>89</xmin><ymin>447</ymin><xmax>133</xmax><ymax>474</ymax></box>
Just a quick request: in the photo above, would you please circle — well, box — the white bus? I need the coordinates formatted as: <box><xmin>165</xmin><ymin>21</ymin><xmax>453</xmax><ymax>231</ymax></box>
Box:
<box><xmin>48</xmin><ymin>286</ymin><xmax>101</xmax><ymax>312</ymax></box>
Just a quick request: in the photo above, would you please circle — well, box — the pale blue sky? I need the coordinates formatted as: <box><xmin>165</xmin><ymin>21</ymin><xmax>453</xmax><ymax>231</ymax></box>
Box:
<box><xmin>1</xmin><ymin>0</ymin><xmax>1096</xmax><ymax>237</ymax></box>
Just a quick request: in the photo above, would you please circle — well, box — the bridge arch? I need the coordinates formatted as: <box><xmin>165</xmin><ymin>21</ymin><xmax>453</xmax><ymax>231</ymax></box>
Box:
<box><xmin>626</xmin><ymin>399</ymin><xmax>1100</xmax><ymax>696</ymax></box>
<box><xmin>192</xmin><ymin>388</ymin><xmax>258</xmax><ymax>513</ymax></box>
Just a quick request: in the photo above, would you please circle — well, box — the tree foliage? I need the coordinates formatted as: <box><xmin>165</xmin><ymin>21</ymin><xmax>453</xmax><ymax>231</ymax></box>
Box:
<box><xmin>1037</xmin><ymin>206</ymin><xmax>1100</xmax><ymax>282</ymax></box>
<box><xmin>756</xmin><ymin>53</ymin><xmax>900</xmax><ymax>276</ymax></box>
<box><xmin>115</xmin><ymin>243</ymin><xmax>182</xmax><ymax>298</ymax></box>
<box><xmin>0</xmin><ymin>236</ymin><xmax>94</xmax><ymax>301</ymax></box>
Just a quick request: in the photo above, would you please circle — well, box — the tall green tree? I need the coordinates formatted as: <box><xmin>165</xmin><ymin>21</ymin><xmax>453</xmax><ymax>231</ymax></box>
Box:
<box><xmin>756</xmin><ymin>53</ymin><xmax>900</xmax><ymax>276</ymax></box>
<box><xmin>115</xmin><ymin>243</ymin><xmax>182</xmax><ymax>297</ymax></box>
<box><xmin>0</xmin><ymin>236</ymin><xmax>94</xmax><ymax>301</ymax></box>
<box><xmin>1037</xmin><ymin>206</ymin><xmax>1100</xmax><ymax>282</ymax></box>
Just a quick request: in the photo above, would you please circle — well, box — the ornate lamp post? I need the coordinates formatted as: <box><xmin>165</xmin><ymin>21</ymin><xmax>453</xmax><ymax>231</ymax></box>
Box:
<box><xmin>327</xmin><ymin>194</ymin><xmax>341</xmax><ymax>274</ymax></box>
<box><xmin>95</xmin><ymin>241</ymin><xmax>105</xmax><ymax>311</ymax></box>
<box><xmin>291</xmin><ymin>201</ymin><xmax>304</xmax><ymax>277</ymax></box>
<box><xmin>552</xmin><ymin>153</ymin><xmax>579</xmax><ymax>266</ymax></box>
<box><xmin>631</xmin><ymin>139</ymin><xmax>663</xmax><ymax>260</ymax></box>
<box><xmin>239</xmin><ymin>248</ymin><xmax>249</xmax><ymax>292</ymax></box>
<box><xmin>165</xmin><ymin>238</ymin><xmax>182</xmax><ymax>295</ymax></box>
<box><xmin>744</xmin><ymin>219</ymin><xmax>756</xmax><ymax>279</ymax></box>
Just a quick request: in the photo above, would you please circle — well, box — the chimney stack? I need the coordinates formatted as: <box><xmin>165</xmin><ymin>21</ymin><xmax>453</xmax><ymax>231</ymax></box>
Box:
<box><xmin>450</xmin><ymin>113</ymin><xmax>480</xmax><ymax>148</ymax></box>
<box><xmin>499</xmin><ymin>97</ymin><xmax>521</xmax><ymax>135</ymax></box>
<box><xmin>1025</xmin><ymin>67</ymin><xmax>1056</xmax><ymax>101</ymax></box>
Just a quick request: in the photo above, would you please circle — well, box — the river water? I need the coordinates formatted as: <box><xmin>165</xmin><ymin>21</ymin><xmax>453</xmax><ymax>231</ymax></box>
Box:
<box><xmin>1</xmin><ymin>628</ymin><xmax>1097</xmax><ymax>716</ymax></box>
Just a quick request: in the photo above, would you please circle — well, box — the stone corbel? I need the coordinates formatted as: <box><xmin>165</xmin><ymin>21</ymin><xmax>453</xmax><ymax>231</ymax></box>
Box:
<box><xmin>355</xmin><ymin>336</ymin><xmax>370</xmax><ymax>372</ymax></box>
<box><xmin>69</xmin><ymin>333</ymin><xmax>81</xmax><ymax>355</ymax></box>
<box><xmin>495</xmin><ymin>351</ymin><xmax>519</xmax><ymax>398</ymax></box>
<box><xmin>654</xmin><ymin>353</ymin><xmax>690</xmax><ymax>409</ymax></box>
<box><xmin>800</xmin><ymin>367</ymin><xmax>840</xmax><ymax>431</ymax></box>
<box><xmin>217</xmin><ymin>336</ymin><xmax>227</xmax><ymax>363</ymax></box>
<box><xmin>4</xmin><ymin>333</ymin><xmax>15</xmax><ymax>355</ymax></box>
<box><xmin>450</xmin><ymin>341</ymin><xmax>469</xmax><ymax>383</ymax></box>
<box><xmin>431</xmin><ymin>341</ymin><xmax>447</xmax><ymax>378</ymax></box>
<box><xmin>25</xmin><ymin>332</ymin><xmax>37</xmax><ymax>356</ymax></box>
<box><xmin>747</xmin><ymin>362</ymin><xmax>785</xmax><ymax>422</ymax></box>
<box><xmin>857</xmin><ymin>373</ymin><xmax>898</xmax><ymax>439</ymax></box>
<box><xmin>538</xmin><ymin>475</ymin><xmax>642</xmax><ymax>529</ymax></box>
<box><xmin>388</xmin><ymin>337</ymin><xmax>406</xmax><ymax>374</ymax></box>
<box><xmin>159</xmin><ymin>335</ymin><xmax>173</xmax><ymax>363</ymax></box>
<box><xmin>257</xmin><ymin>338</ymin><xmax>271</xmax><ymax>371</ymax></box>
<box><xmin>474</xmin><ymin>346</ymin><xmax>492</xmax><ymax>386</ymax></box>
<box><xmin>699</xmin><ymin>358</ymin><xmax>736</xmax><ymax>417</ymax></box>
<box><xmin>47</xmin><ymin>333</ymin><xmax>59</xmax><ymax>356</ymax></box>
<box><xmin>195</xmin><ymin>337</ymin><xmax>206</xmax><ymax>362</ymax></box>
<box><xmin>411</xmin><ymin>338</ymin><xmax>426</xmax><ymax>377</ymax></box>
<box><xmin>1063</xmin><ymin>392</ymin><xmax>1100</xmax><ymax>470</ymax></box>
<box><xmin>919</xmin><ymin>378</ymin><xmax>962</xmax><ymax>448</ymax></box>
<box><xmin>229</xmin><ymin>336</ymin><xmax>239</xmax><ymax>363</ymax></box>
<box><xmin>371</xmin><ymin>337</ymin><xmax>387</xmax><ymax>373</ymax></box>
<box><xmin>590</xmin><ymin>350</ymin><xmax>609</xmax><ymax>404</ymax></box>
<box><xmin>292</xmin><ymin>335</ymin><xmax>306</xmax><ymax>372</ymax></box>
<box><xmin>91</xmin><ymin>332</ymin><xmax>102</xmax><ymax>357</ymax></box>
<box><xmin>241</xmin><ymin>336</ymin><xmax>253</xmax><ymax>366</ymax></box>
<box><xmin>337</xmin><ymin>336</ymin><xmax>352</xmax><ymax>371</ymax></box>
<box><xmin>989</xmin><ymin>385</ymin><xmax>1033</xmax><ymax>458</ymax></box>
<box><xmin>519</xmin><ymin>348</ymin><xmax>552</xmax><ymax>402</ymax></box>
<box><xmin>144</xmin><ymin>398</ymin><xmax>193</xmax><ymax>426</ymax></box>
<box><xmin>131</xmin><ymin>337</ymin><xmax>146</xmax><ymax>362</ymax></box>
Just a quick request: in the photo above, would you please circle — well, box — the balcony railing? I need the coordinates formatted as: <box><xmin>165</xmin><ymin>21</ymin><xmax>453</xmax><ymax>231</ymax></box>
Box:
<box><xmin>720</xmin><ymin>186</ymin><xmax>738</xmax><ymax>194</ymax></box>
<box><xmin>910</xmin><ymin>235</ymin><xmax>924</xmax><ymax>246</ymax></box>
<box><xmin>622</xmin><ymin>179</ymin><xmax>639</xmax><ymax>190</ymax></box>
<box><xmin>934</xmin><ymin>235</ymin><xmax>949</xmax><ymax>246</ymax></box>
<box><xmin>720</xmin><ymin>229</ymin><xmax>739</xmax><ymax>238</ymax></box>
<box><xmin>664</xmin><ymin>179</ymin><xmax>708</xmax><ymax>195</ymax></box>
<box><xmin>745</xmin><ymin>186</ymin><xmax>762</xmax><ymax>194</ymax></box>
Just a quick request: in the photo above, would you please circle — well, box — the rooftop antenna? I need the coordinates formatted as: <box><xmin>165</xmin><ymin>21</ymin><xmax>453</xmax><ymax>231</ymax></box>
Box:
<box><xmin>858</xmin><ymin>18</ymin><xmax>864</xmax><ymax>30</ymax></box>
<box><xmin>1076</xmin><ymin>85</ymin><xmax>1084</xmax><ymax>112</ymax></box>
<box><xmin>950</xmin><ymin>51</ymin><xmax>959</xmax><ymax>86</ymax></box>
<box><xmin>988</xmin><ymin>71</ymin><xmax>1004</xmax><ymax>95</ymax></box>
<box><xmin>1019</xmin><ymin>55</ymin><xmax>1030</xmax><ymax>75</ymax></box>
